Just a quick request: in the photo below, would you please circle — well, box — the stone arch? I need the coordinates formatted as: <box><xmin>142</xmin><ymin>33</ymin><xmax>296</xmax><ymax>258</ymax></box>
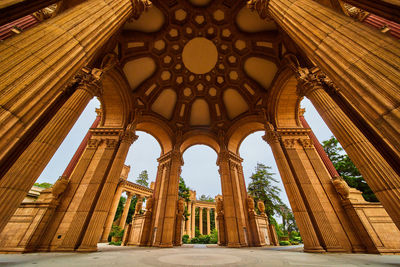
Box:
<box><xmin>180</xmin><ymin>131</ymin><xmax>220</xmax><ymax>154</ymax></box>
<box><xmin>226</xmin><ymin>115</ymin><xmax>265</xmax><ymax>155</ymax></box>
<box><xmin>267</xmin><ymin>66</ymin><xmax>302</xmax><ymax>129</ymax></box>
<box><xmin>136</xmin><ymin>115</ymin><xmax>174</xmax><ymax>155</ymax></box>
<box><xmin>100</xmin><ymin>68</ymin><xmax>133</xmax><ymax>128</ymax></box>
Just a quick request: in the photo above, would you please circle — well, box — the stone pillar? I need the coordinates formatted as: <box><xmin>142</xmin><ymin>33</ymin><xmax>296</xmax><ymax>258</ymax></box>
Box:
<box><xmin>119</xmin><ymin>193</ymin><xmax>133</xmax><ymax>229</ymax></box>
<box><xmin>191</xmin><ymin>205</ymin><xmax>196</xmax><ymax>238</ymax></box>
<box><xmin>206</xmin><ymin>208</ymin><xmax>211</xmax><ymax>235</ymax></box>
<box><xmin>199</xmin><ymin>207</ymin><xmax>203</xmax><ymax>235</ymax></box>
<box><xmin>0</xmin><ymin>72</ymin><xmax>101</xmax><ymax>233</ymax></box>
<box><xmin>263</xmin><ymin>125</ymin><xmax>325</xmax><ymax>252</ymax></box>
<box><xmin>214</xmin><ymin>208</ymin><xmax>217</xmax><ymax>232</ymax></box>
<box><xmin>249</xmin><ymin>0</ymin><xmax>400</xmax><ymax>165</ymax></box>
<box><xmin>217</xmin><ymin>150</ymin><xmax>246</xmax><ymax>247</ymax></box>
<box><xmin>100</xmin><ymin>183</ymin><xmax>125</xmax><ymax>243</ymax></box>
<box><xmin>0</xmin><ymin>0</ymin><xmax>148</xmax><ymax>170</ymax></box>
<box><xmin>296</xmin><ymin>70</ymin><xmax>400</xmax><ymax>231</ymax></box>
<box><xmin>151</xmin><ymin>149</ymin><xmax>183</xmax><ymax>247</ymax></box>
<box><xmin>186</xmin><ymin>202</ymin><xmax>191</xmax><ymax>236</ymax></box>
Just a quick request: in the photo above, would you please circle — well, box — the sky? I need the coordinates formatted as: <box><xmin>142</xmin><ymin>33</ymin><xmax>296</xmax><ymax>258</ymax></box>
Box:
<box><xmin>37</xmin><ymin>98</ymin><xmax>334</xmax><ymax>209</ymax></box>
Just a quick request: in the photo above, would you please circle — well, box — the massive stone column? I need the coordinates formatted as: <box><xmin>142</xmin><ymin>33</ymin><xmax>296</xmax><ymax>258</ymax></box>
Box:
<box><xmin>45</xmin><ymin>128</ymin><xmax>123</xmax><ymax>251</ymax></box>
<box><xmin>150</xmin><ymin>149</ymin><xmax>183</xmax><ymax>247</ymax></box>
<box><xmin>263</xmin><ymin>125</ymin><xmax>325</xmax><ymax>252</ymax></box>
<box><xmin>0</xmin><ymin>71</ymin><xmax>101</xmax><ymax>233</ymax></box>
<box><xmin>199</xmin><ymin>207</ymin><xmax>203</xmax><ymax>235</ymax></box>
<box><xmin>191</xmin><ymin>205</ymin><xmax>196</xmax><ymax>238</ymax></box>
<box><xmin>248</xmin><ymin>0</ymin><xmax>400</xmax><ymax>166</ymax></box>
<box><xmin>206</xmin><ymin>208</ymin><xmax>211</xmax><ymax>235</ymax></box>
<box><xmin>100</xmin><ymin>182</ymin><xmax>124</xmax><ymax>243</ymax></box>
<box><xmin>296</xmin><ymin>69</ymin><xmax>400</xmax><ymax>230</ymax></box>
<box><xmin>214</xmin><ymin>208</ymin><xmax>217</xmax><ymax>232</ymax></box>
<box><xmin>0</xmin><ymin>0</ymin><xmax>150</xmax><ymax>175</ymax></box>
<box><xmin>217</xmin><ymin>148</ymin><xmax>249</xmax><ymax>247</ymax></box>
<box><xmin>186</xmin><ymin>202</ymin><xmax>191</xmax><ymax>236</ymax></box>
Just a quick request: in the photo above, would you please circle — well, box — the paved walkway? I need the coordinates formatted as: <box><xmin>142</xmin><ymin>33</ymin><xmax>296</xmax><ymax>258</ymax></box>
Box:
<box><xmin>0</xmin><ymin>244</ymin><xmax>399</xmax><ymax>266</ymax></box>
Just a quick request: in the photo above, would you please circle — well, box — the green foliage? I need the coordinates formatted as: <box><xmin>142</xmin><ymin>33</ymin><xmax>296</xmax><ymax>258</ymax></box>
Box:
<box><xmin>109</xmin><ymin>225</ymin><xmax>124</xmax><ymax>238</ymax></box>
<box><xmin>278</xmin><ymin>204</ymin><xmax>298</xmax><ymax>235</ymax></box>
<box><xmin>189</xmin><ymin>233</ymin><xmax>217</xmax><ymax>244</ymax></box>
<box><xmin>126</xmin><ymin>195</ymin><xmax>138</xmax><ymax>224</ymax></box>
<box><xmin>322</xmin><ymin>136</ymin><xmax>378</xmax><ymax>202</ymax></box>
<box><xmin>182</xmin><ymin>234</ymin><xmax>190</xmax><ymax>244</ymax></box>
<box><xmin>34</xmin><ymin>182</ymin><xmax>53</xmax><ymax>189</ymax></box>
<box><xmin>279</xmin><ymin>241</ymin><xmax>291</xmax><ymax>246</ymax></box>
<box><xmin>198</xmin><ymin>195</ymin><xmax>214</xmax><ymax>202</ymax></box>
<box><xmin>108</xmin><ymin>241</ymin><xmax>122</xmax><ymax>246</ymax></box>
<box><xmin>247</xmin><ymin>163</ymin><xmax>284</xmax><ymax>219</ymax></box>
<box><xmin>114</xmin><ymin>196</ymin><xmax>126</xmax><ymax>221</ymax></box>
<box><xmin>210</xmin><ymin>229</ymin><xmax>218</xmax><ymax>244</ymax></box>
<box><xmin>136</xmin><ymin>170</ymin><xmax>149</xmax><ymax>187</ymax></box>
<box><xmin>195</xmin><ymin>226</ymin><xmax>200</xmax><ymax>237</ymax></box>
<box><xmin>179</xmin><ymin>177</ymin><xmax>190</xmax><ymax>202</ymax></box>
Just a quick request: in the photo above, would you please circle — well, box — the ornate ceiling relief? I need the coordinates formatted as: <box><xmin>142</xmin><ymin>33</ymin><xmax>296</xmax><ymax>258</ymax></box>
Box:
<box><xmin>118</xmin><ymin>0</ymin><xmax>281</xmax><ymax>134</ymax></box>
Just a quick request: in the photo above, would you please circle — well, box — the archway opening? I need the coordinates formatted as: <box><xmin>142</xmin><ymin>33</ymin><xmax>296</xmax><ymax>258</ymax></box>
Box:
<box><xmin>181</xmin><ymin>145</ymin><xmax>220</xmax><ymax>244</ymax></box>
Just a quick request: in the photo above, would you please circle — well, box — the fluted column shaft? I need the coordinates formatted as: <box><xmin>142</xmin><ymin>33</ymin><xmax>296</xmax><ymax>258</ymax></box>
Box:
<box><xmin>214</xmin><ymin>208</ymin><xmax>217</xmax><ymax>232</ymax></box>
<box><xmin>186</xmin><ymin>202</ymin><xmax>191</xmax><ymax>236</ymax></box>
<box><xmin>263</xmin><ymin>128</ymin><xmax>325</xmax><ymax>252</ymax></box>
<box><xmin>119</xmin><ymin>192</ymin><xmax>133</xmax><ymax>229</ymax></box>
<box><xmin>206</xmin><ymin>208</ymin><xmax>211</xmax><ymax>235</ymax></box>
<box><xmin>191</xmin><ymin>205</ymin><xmax>196</xmax><ymax>238</ymax></box>
<box><xmin>78</xmin><ymin>128</ymin><xmax>136</xmax><ymax>251</ymax></box>
<box><xmin>100</xmin><ymin>184</ymin><xmax>124</xmax><ymax>243</ymax></box>
<box><xmin>0</xmin><ymin>0</ymin><xmax>134</xmax><ymax>170</ymax></box>
<box><xmin>199</xmin><ymin>207</ymin><xmax>203</xmax><ymax>235</ymax></box>
<box><xmin>301</xmin><ymin>83</ymin><xmax>400</xmax><ymax>230</ymax></box>
<box><xmin>0</xmin><ymin>85</ymin><xmax>95</xmax><ymax>233</ymax></box>
<box><xmin>258</xmin><ymin>0</ymin><xmax>400</xmax><ymax>161</ymax></box>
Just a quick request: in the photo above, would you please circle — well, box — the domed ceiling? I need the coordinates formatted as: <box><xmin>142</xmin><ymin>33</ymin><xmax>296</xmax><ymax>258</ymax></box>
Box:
<box><xmin>116</xmin><ymin>0</ymin><xmax>284</xmax><ymax>133</ymax></box>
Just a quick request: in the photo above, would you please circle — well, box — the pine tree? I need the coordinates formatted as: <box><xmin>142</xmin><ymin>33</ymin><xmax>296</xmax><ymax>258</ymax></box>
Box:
<box><xmin>322</xmin><ymin>136</ymin><xmax>377</xmax><ymax>202</ymax></box>
<box><xmin>136</xmin><ymin>170</ymin><xmax>149</xmax><ymax>187</ymax></box>
<box><xmin>247</xmin><ymin>163</ymin><xmax>284</xmax><ymax>220</ymax></box>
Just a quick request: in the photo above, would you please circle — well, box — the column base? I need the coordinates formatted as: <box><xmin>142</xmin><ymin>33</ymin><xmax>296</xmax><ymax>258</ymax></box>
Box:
<box><xmin>159</xmin><ymin>243</ymin><xmax>173</xmax><ymax>248</ymax></box>
<box><xmin>99</xmin><ymin>239</ymin><xmax>109</xmax><ymax>243</ymax></box>
<box><xmin>227</xmin><ymin>242</ymin><xmax>241</xmax><ymax>248</ymax></box>
<box><xmin>76</xmin><ymin>246</ymin><xmax>98</xmax><ymax>252</ymax></box>
<box><xmin>325</xmin><ymin>247</ymin><xmax>347</xmax><ymax>253</ymax></box>
<box><xmin>304</xmin><ymin>246</ymin><xmax>326</xmax><ymax>253</ymax></box>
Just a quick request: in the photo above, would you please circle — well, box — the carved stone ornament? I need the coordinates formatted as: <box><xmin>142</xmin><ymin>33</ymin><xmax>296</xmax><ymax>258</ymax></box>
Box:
<box><xmin>88</xmin><ymin>139</ymin><xmax>100</xmax><ymax>148</ymax></box>
<box><xmin>177</xmin><ymin>198</ymin><xmax>185</xmax><ymax>215</ymax></box>
<box><xmin>122</xmin><ymin>123</ymin><xmax>139</xmax><ymax>144</ymax></box>
<box><xmin>135</xmin><ymin>197</ymin><xmax>143</xmax><ymax>215</ymax></box>
<box><xmin>332</xmin><ymin>176</ymin><xmax>350</xmax><ymax>200</ymax></box>
<box><xmin>51</xmin><ymin>175</ymin><xmax>69</xmax><ymax>199</ymax></box>
<box><xmin>145</xmin><ymin>196</ymin><xmax>154</xmax><ymax>214</ymax></box>
<box><xmin>247</xmin><ymin>0</ymin><xmax>272</xmax><ymax>20</ymax></box>
<box><xmin>257</xmin><ymin>200</ymin><xmax>266</xmax><ymax>216</ymax></box>
<box><xmin>131</xmin><ymin>0</ymin><xmax>152</xmax><ymax>20</ymax></box>
<box><xmin>247</xmin><ymin>195</ymin><xmax>256</xmax><ymax>215</ymax></box>
<box><xmin>282</xmin><ymin>138</ymin><xmax>296</xmax><ymax>149</ymax></box>
<box><xmin>33</xmin><ymin>4</ymin><xmax>58</xmax><ymax>21</ymax></box>
<box><xmin>216</xmin><ymin>197</ymin><xmax>224</xmax><ymax>217</ymax></box>
<box><xmin>343</xmin><ymin>3</ymin><xmax>369</xmax><ymax>22</ymax></box>
<box><xmin>298</xmin><ymin>138</ymin><xmax>314</xmax><ymax>149</ymax></box>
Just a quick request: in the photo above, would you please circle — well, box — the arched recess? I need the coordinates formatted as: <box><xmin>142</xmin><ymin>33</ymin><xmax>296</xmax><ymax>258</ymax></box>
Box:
<box><xmin>180</xmin><ymin>131</ymin><xmax>220</xmax><ymax>154</ymax></box>
<box><xmin>100</xmin><ymin>68</ymin><xmax>132</xmax><ymax>128</ymax></box>
<box><xmin>136</xmin><ymin>115</ymin><xmax>174</xmax><ymax>155</ymax></box>
<box><xmin>227</xmin><ymin>115</ymin><xmax>265</xmax><ymax>154</ymax></box>
<box><xmin>266</xmin><ymin>66</ymin><xmax>302</xmax><ymax>129</ymax></box>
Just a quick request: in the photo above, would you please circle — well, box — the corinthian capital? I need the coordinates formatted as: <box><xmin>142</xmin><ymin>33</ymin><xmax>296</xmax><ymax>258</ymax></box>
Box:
<box><xmin>247</xmin><ymin>0</ymin><xmax>271</xmax><ymax>19</ymax></box>
<box><xmin>122</xmin><ymin>123</ymin><xmax>139</xmax><ymax>144</ymax></box>
<box><xmin>131</xmin><ymin>0</ymin><xmax>152</xmax><ymax>20</ymax></box>
<box><xmin>295</xmin><ymin>67</ymin><xmax>326</xmax><ymax>97</ymax></box>
<box><xmin>262</xmin><ymin>122</ymin><xmax>280</xmax><ymax>144</ymax></box>
<box><xmin>75</xmin><ymin>67</ymin><xmax>103</xmax><ymax>97</ymax></box>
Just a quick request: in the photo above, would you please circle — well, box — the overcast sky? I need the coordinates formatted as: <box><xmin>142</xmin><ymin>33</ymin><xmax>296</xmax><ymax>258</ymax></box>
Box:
<box><xmin>37</xmin><ymin>98</ymin><xmax>333</xmax><ymax>209</ymax></box>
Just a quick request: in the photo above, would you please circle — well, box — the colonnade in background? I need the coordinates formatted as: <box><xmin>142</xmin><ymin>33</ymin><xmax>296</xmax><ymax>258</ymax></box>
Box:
<box><xmin>183</xmin><ymin>192</ymin><xmax>218</xmax><ymax>238</ymax></box>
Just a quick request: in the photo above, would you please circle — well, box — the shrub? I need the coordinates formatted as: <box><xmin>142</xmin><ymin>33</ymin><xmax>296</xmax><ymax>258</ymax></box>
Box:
<box><xmin>210</xmin><ymin>229</ymin><xmax>218</xmax><ymax>244</ymax></box>
<box><xmin>190</xmin><ymin>237</ymin><xmax>200</xmax><ymax>244</ymax></box>
<box><xmin>109</xmin><ymin>225</ymin><xmax>124</xmax><ymax>238</ymax></box>
<box><xmin>279</xmin><ymin>241</ymin><xmax>291</xmax><ymax>246</ymax></box>
<box><xmin>198</xmin><ymin>235</ymin><xmax>210</xmax><ymax>244</ymax></box>
<box><xmin>182</xmin><ymin>234</ymin><xmax>189</xmax><ymax>244</ymax></box>
<box><xmin>290</xmin><ymin>241</ymin><xmax>299</xmax><ymax>245</ymax></box>
<box><xmin>109</xmin><ymin>241</ymin><xmax>122</xmax><ymax>246</ymax></box>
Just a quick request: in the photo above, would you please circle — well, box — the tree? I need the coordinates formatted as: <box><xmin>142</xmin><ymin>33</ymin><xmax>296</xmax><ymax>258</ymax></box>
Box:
<box><xmin>114</xmin><ymin>196</ymin><xmax>126</xmax><ymax>221</ymax></box>
<box><xmin>322</xmin><ymin>136</ymin><xmax>378</xmax><ymax>202</ymax></box>
<box><xmin>34</xmin><ymin>182</ymin><xmax>52</xmax><ymax>189</ymax></box>
<box><xmin>247</xmin><ymin>163</ymin><xmax>284</xmax><ymax>221</ymax></box>
<box><xmin>198</xmin><ymin>194</ymin><xmax>214</xmax><ymax>202</ymax></box>
<box><xmin>136</xmin><ymin>170</ymin><xmax>149</xmax><ymax>187</ymax></box>
<box><xmin>179</xmin><ymin>177</ymin><xmax>191</xmax><ymax>221</ymax></box>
